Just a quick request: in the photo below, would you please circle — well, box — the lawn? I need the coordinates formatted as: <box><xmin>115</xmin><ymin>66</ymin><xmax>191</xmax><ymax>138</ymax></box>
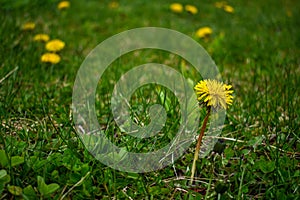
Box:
<box><xmin>0</xmin><ymin>0</ymin><xmax>299</xmax><ymax>199</ymax></box>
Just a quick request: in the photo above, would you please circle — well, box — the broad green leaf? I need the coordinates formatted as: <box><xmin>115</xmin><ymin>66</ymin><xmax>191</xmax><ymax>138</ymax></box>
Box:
<box><xmin>258</xmin><ymin>160</ymin><xmax>275</xmax><ymax>173</ymax></box>
<box><xmin>44</xmin><ymin>183</ymin><xmax>60</xmax><ymax>196</ymax></box>
<box><xmin>37</xmin><ymin>176</ymin><xmax>60</xmax><ymax>196</ymax></box>
<box><xmin>0</xmin><ymin>170</ymin><xmax>7</xmax><ymax>179</ymax></box>
<box><xmin>80</xmin><ymin>163</ymin><xmax>90</xmax><ymax>174</ymax></box>
<box><xmin>0</xmin><ymin>173</ymin><xmax>10</xmax><ymax>184</ymax></box>
<box><xmin>8</xmin><ymin>185</ymin><xmax>22</xmax><ymax>196</ymax></box>
<box><xmin>0</xmin><ymin>171</ymin><xmax>11</xmax><ymax>195</ymax></box>
<box><xmin>0</xmin><ymin>169</ymin><xmax>10</xmax><ymax>185</ymax></box>
<box><xmin>69</xmin><ymin>173</ymin><xmax>82</xmax><ymax>184</ymax></box>
<box><xmin>294</xmin><ymin>170</ymin><xmax>300</xmax><ymax>177</ymax></box>
<box><xmin>0</xmin><ymin>171</ymin><xmax>10</xmax><ymax>196</ymax></box>
<box><xmin>23</xmin><ymin>185</ymin><xmax>37</xmax><ymax>200</ymax></box>
<box><xmin>0</xmin><ymin>150</ymin><xmax>8</xmax><ymax>167</ymax></box>
<box><xmin>51</xmin><ymin>170</ymin><xmax>59</xmax><ymax>179</ymax></box>
<box><xmin>82</xmin><ymin>182</ymin><xmax>91</xmax><ymax>197</ymax></box>
<box><xmin>37</xmin><ymin>176</ymin><xmax>47</xmax><ymax>195</ymax></box>
<box><xmin>33</xmin><ymin>159</ymin><xmax>47</xmax><ymax>171</ymax></box>
<box><xmin>11</xmin><ymin>156</ymin><xmax>24</xmax><ymax>167</ymax></box>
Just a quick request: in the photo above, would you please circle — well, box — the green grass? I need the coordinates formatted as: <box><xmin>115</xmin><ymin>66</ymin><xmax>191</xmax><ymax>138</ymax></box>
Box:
<box><xmin>1</xmin><ymin>0</ymin><xmax>299</xmax><ymax>199</ymax></box>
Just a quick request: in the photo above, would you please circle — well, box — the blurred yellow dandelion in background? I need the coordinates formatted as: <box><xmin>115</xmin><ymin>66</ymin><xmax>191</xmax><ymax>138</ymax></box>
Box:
<box><xmin>170</xmin><ymin>3</ymin><xmax>183</xmax><ymax>13</ymax></box>
<box><xmin>21</xmin><ymin>22</ymin><xmax>35</xmax><ymax>30</ymax></box>
<box><xmin>215</xmin><ymin>1</ymin><xmax>227</xmax><ymax>8</ymax></box>
<box><xmin>286</xmin><ymin>10</ymin><xmax>292</xmax><ymax>17</ymax></box>
<box><xmin>196</xmin><ymin>27</ymin><xmax>212</xmax><ymax>38</ymax></box>
<box><xmin>109</xmin><ymin>1</ymin><xmax>119</xmax><ymax>9</ymax></box>
<box><xmin>33</xmin><ymin>34</ymin><xmax>50</xmax><ymax>42</ymax></box>
<box><xmin>185</xmin><ymin>5</ymin><xmax>198</xmax><ymax>15</ymax></box>
<box><xmin>215</xmin><ymin>1</ymin><xmax>234</xmax><ymax>13</ymax></box>
<box><xmin>46</xmin><ymin>39</ymin><xmax>65</xmax><ymax>52</ymax></box>
<box><xmin>223</xmin><ymin>5</ymin><xmax>234</xmax><ymax>13</ymax></box>
<box><xmin>58</xmin><ymin>1</ymin><xmax>70</xmax><ymax>10</ymax></box>
<box><xmin>41</xmin><ymin>53</ymin><xmax>61</xmax><ymax>64</ymax></box>
<box><xmin>194</xmin><ymin>79</ymin><xmax>233</xmax><ymax>109</ymax></box>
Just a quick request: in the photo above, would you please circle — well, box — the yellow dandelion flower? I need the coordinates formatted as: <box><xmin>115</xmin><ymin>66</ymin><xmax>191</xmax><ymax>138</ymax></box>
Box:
<box><xmin>223</xmin><ymin>5</ymin><xmax>234</xmax><ymax>13</ymax></box>
<box><xmin>58</xmin><ymin>1</ymin><xmax>70</xmax><ymax>10</ymax></box>
<box><xmin>21</xmin><ymin>22</ymin><xmax>35</xmax><ymax>30</ymax></box>
<box><xmin>170</xmin><ymin>3</ymin><xmax>183</xmax><ymax>13</ymax></box>
<box><xmin>109</xmin><ymin>1</ymin><xmax>119</xmax><ymax>9</ymax></box>
<box><xmin>41</xmin><ymin>53</ymin><xmax>61</xmax><ymax>64</ymax></box>
<box><xmin>215</xmin><ymin>1</ymin><xmax>227</xmax><ymax>8</ymax></box>
<box><xmin>185</xmin><ymin>5</ymin><xmax>198</xmax><ymax>15</ymax></box>
<box><xmin>196</xmin><ymin>27</ymin><xmax>212</xmax><ymax>38</ymax></box>
<box><xmin>194</xmin><ymin>79</ymin><xmax>233</xmax><ymax>109</ymax></box>
<box><xmin>45</xmin><ymin>39</ymin><xmax>65</xmax><ymax>52</ymax></box>
<box><xmin>33</xmin><ymin>34</ymin><xmax>50</xmax><ymax>42</ymax></box>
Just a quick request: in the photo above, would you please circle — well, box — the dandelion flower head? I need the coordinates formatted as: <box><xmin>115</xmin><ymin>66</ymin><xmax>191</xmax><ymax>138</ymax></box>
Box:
<box><xmin>215</xmin><ymin>2</ymin><xmax>234</xmax><ymax>13</ymax></box>
<box><xmin>41</xmin><ymin>53</ymin><xmax>61</xmax><ymax>64</ymax></box>
<box><xmin>33</xmin><ymin>34</ymin><xmax>50</xmax><ymax>42</ymax></box>
<box><xmin>109</xmin><ymin>1</ymin><xmax>119</xmax><ymax>9</ymax></box>
<box><xmin>196</xmin><ymin>27</ymin><xmax>212</xmax><ymax>38</ymax></box>
<box><xmin>46</xmin><ymin>39</ymin><xmax>65</xmax><ymax>52</ymax></box>
<box><xmin>170</xmin><ymin>3</ymin><xmax>183</xmax><ymax>13</ymax></box>
<box><xmin>185</xmin><ymin>5</ymin><xmax>198</xmax><ymax>15</ymax></box>
<box><xmin>21</xmin><ymin>22</ymin><xmax>35</xmax><ymax>30</ymax></box>
<box><xmin>58</xmin><ymin>1</ymin><xmax>70</xmax><ymax>10</ymax></box>
<box><xmin>215</xmin><ymin>1</ymin><xmax>227</xmax><ymax>8</ymax></box>
<box><xmin>194</xmin><ymin>79</ymin><xmax>233</xmax><ymax>109</ymax></box>
<box><xmin>223</xmin><ymin>5</ymin><xmax>234</xmax><ymax>13</ymax></box>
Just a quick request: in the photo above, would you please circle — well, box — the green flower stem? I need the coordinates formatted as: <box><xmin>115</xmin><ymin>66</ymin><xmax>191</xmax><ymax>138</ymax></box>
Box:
<box><xmin>190</xmin><ymin>108</ymin><xmax>211</xmax><ymax>185</ymax></box>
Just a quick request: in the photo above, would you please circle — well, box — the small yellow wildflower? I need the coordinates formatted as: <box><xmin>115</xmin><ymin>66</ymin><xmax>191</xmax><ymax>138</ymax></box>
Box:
<box><xmin>170</xmin><ymin>3</ymin><xmax>183</xmax><ymax>13</ymax></box>
<box><xmin>45</xmin><ymin>39</ymin><xmax>65</xmax><ymax>52</ymax></box>
<box><xmin>215</xmin><ymin>2</ymin><xmax>234</xmax><ymax>13</ymax></box>
<box><xmin>215</xmin><ymin>1</ymin><xmax>227</xmax><ymax>8</ymax></box>
<box><xmin>21</xmin><ymin>22</ymin><xmax>35</xmax><ymax>30</ymax></box>
<box><xmin>109</xmin><ymin>1</ymin><xmax>119</xmax><ymax>9</ymax></box>
<box><xmin>194</xmin><ymin>79</ymin><xmax>233</xmax><ymax>109</ymax></box>
<box><xmin>286</xmin><ymin>10</ymin><xmax>292</xmax><ymax>17</ymax></box>
<box><xmin>41</xmin><ymin>53</ymin><xmax>61</xmax><ymax>64</ymax></box>
<box><xmin>185</xmin><ymin>5</ymin><xmax>198</xmax><ymax>15</ymax></box>
<box><xmin>33</xmin><ymin>34</ymin><xmax>50</xmax><ymax>42</ymax></box>
<box><xmin>223</xmin><ymin>5</ymin><xmax>234</xmax><ymax>13</ymax></box>
<box><xmin>58</xmin><ymin>1</ymin><xmax>70</xmax><ymax>10</ymax></box>
<box><xmin>196</xmin><ymin>27</ymin><xmax>212</xmax><ymax>38</ymax></box>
